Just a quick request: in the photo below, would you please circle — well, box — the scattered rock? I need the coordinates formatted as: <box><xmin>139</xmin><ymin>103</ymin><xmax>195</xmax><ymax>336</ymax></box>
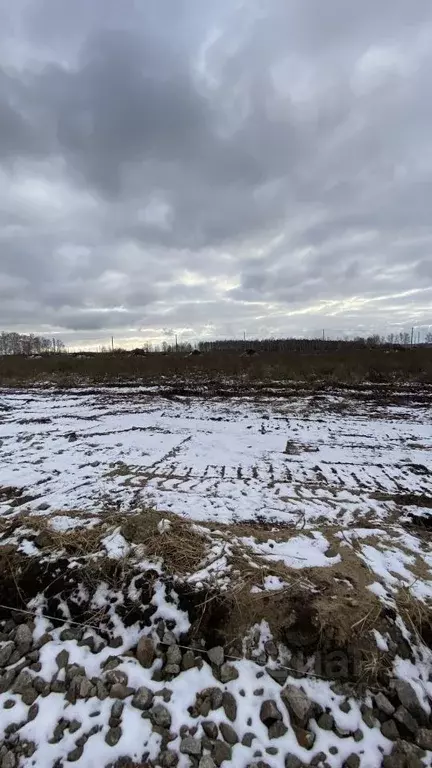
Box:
<box><xmin>95</xmin><ymin>680</ymin><xmax>108</xmax><ymax>700</ymax></box>
<box><xmin>21</xmin><ymin>686</ymin><xmax>38</xmax><ymax>705</ymax></box>
<box><xmin>50</xmin><ymin>680</ymin><xmax>66</xmax><ymax>694</ymax></box>
<box><xmin>394</xmin><ymin>706</ymin><xmax>418</xmax><ymax>734</ymax></box>
<box><xmin>164</xmin><ymin>663</ymin><xmax>181</xmax><ymax>678</ymax></box>
<box><xmin>208</xmin><ymin>647</ymin><xmax>224</xmax><ymax>666</ymax></box>
<box><xmin>266</xmin><ymin>667</ymin><xmax>289</xmax><ymax>686</ymax></box>
<box><xmin>202</xmin><ymin>721</ymin><xmax>218</xmax><ymax>740</ymax></box>
<box><xmin>15</xmin><ymin>624</ymin><xmax>32</xmax><ymax>654</ymax></box>
<box><xmin>293</xmin><ymin>726</ymin><xmax>315</xmax><ymax>750</ymax></box>
<box><xmin>12</xmin><ymin>670</ymin><xmax>33</xmax><ymax>694</ymax></box>
<box><xmin>219</xmin><ymin>723</ymin><xmax>239</xmax><ymax>745</ymax></box>
<box><xmin>199</xmin><ymin>758</ymin><xmax>216</xmax><ymax>768</ymax></box>
<box><xmin>281</xmin><ymin>685</ymin><xmax>312</xmax><ymax>725</ymax></box>
<box><xmin>109</xmin><ymin>683</ymin><xmax>130</xmax><ymax>700</ymax></box>
<box><xmin>182</xmin><ymin>650</ymin><xmax>195</xmax><ymax>670</ymax></box>
<box><xmin>150</xmin><ymin>704</ymin><xmax>172</xmax><ymax>729</ymax></box>
<box><xmin>132</xmin><ymin>686</ymin><xmax>153</xmax><ymax>711</ymax></box>
<box><xmin>180</xmin><ymin>736</ymin><xmax>202</xmax><ymax>756</ymax></box>
<box><xmin>260</xmin><ymin>699</ymin><xmax>283</xmax><ymax>727</ymax></box>
<box><xmin>353</xmin><ymin>729</ymin><xmax>363</xmax><ymax>742</ymax></box>
<box><xmin>27</xmin><ymin>703</ymin><xmax>39</xmax><ymax>721</ymax></box>
<box><xmin>0</xmin><ymin>643</ymin><xmax>15</xmax><ymax>667</ymax></box>
<box><xmin>3</xmin><ymin>700</ymin><xmax>15</xmax><ymax>709</ymax></box>
<box><xmin>393</xmin><ymin>681</ymin><xmax>423</xmax><ymax>717</ymax></box>
<box><xmin>381</xmin><ymin>719</ymin><xmax>400</xmax><ymax>741</ymax></box>
<box><xmin>111</xmin><ymin>701</ymin><xmax>124</xmax><ymax>719</ymax></box>
<box><xmin>2</xmin><ymin>752</ymin><xmax>16</xmax><ymax>768</ymax></box>
<box><xmin>56</xmin><ymin>649</ymin><xmax>70</xmax><ymax>669</ymax></box>
<box><xmin>361</xmin><ymin>707</ymin><xmax>376</xmax><ymax>729</ymax></box>
<box><xmin>212</xmin><ymin>740</ymin><xmax>232</xmax><ymax>766</ymax></box>
<box><xmin>268</xmin><ymin>721</ymin><xmax>288</xmax><ymax>739</ymax></box>
<box><xmin>162</xmin><ymin>630</ymin><xmax>177</xmax><ymax>646</ymax></box>
<box><xmin>0</xmin><ymin>669</ymin><xmax>16</xmax><ymax>694</ymax></box>
<box><xmin>375</xmin><ymin>692</ymin><xmax>395</xmax><ymax>717</ymax></box>
<box><xmin>67</xmin><ymin>746</ymin><xmax>84</xmax><ymax>762</ymax></box>
<box><xmin>166</xmin><ymin>645</ymin><xmax>182</xmax><ymax>666</ymax></box>
<box><xmin>416</xmin><ymin>728</ymin><xmax>432</xmax><ymax>750</ymax></box>
<box><xmin>59</xmin><ymin>628</ymin><xmax>81</xmax><ymax>642</ymax></box>
<box><xmin>219</xmin><ymin>663</ymin><xmax>239</xmax><ymax>683</ymax></box>
<box><xmin>136</xmin><ymin>636</ymin><xmax>155</xmax><ymax>668</ymax></box>
<box><xmin>343</xmin><ymin>756</ymin><xmax>360</xmax><ymax>768</ymax></box>
<box><xmin>242</xmin><ymin>732</ymin><xmax>255</xmax><ymax>747</ymax></box>
<box><xmin>105</xmin><ymin>726</ymin><xmax>122</xmax><ymax>746</ymax></box>
<box><xmin>317</xmin><ymin>713</ymin><xmax>334</xmax><ymax>731</ymax></box>
<box><xmin>159</xmin><ymin>750</ymin><xmax>179</xmax><ymax>767</ymax></box>
<box><xmin>339</xmin><ymin>700</ymin><xmax>351</xmax><ymax>714</ymax></box>
<box><xmin>222</xmin><ymin>691</ymin><xmax>237</xmax><ymax>722</ymax></box>
<box><xmin>285</xmin><ymin>756</ymin><xmax>305</xmax><ymax>768</ymax></box>
<box><xmin>104</xmin><ymin>669</ymin><xmax>128</xmax><ymax>687</ymax></box>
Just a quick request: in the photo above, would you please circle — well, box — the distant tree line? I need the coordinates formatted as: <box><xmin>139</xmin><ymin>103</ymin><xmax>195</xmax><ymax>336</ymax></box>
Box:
<box><xmin>0</xmin><ymin>332</ymin><xmax>65</xmax><ymax>355</ymax></box>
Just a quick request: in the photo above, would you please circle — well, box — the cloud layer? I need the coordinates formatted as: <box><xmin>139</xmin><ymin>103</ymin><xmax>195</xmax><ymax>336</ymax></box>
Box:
<box><xmin>1</xmin><ymin>0</ymin><xmax>432</xmax><ymax>347</ymax></box>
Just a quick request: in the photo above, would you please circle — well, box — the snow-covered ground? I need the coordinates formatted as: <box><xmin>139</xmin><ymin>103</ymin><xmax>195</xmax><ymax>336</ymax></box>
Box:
<box><xmin>0</xmin><ymin>387</ymin><xmax>430</xmax><ymax>525</ymax></box>
<box><xmin>0</xmin><ymin>386</ymin><xmax>431</xmax><ymax>768</ymax></box>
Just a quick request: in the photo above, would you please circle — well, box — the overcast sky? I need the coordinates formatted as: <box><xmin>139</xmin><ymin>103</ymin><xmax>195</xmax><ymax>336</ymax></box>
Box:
<box><xmin>1</xmin><ymin>0</ymin><xmax>432</xmax><ymax>348</ymax></box>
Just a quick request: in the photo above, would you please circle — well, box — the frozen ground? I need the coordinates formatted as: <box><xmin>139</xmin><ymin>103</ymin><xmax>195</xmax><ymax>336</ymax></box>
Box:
<box><xmin>0</xmin><ymin>386</ymin><xmax>431</xmax><ymax>768</ymax></box>
<box><xmin>0</xmin><ymin>386</ymin><xmax>430</xmax><ymax>525</ymax></box>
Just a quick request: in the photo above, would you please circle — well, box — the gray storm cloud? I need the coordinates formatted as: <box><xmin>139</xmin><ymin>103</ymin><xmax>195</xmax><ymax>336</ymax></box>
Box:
<box><xmin>0</xmin><ymin>0</ymin><xmax>431</xmax><ymax>346</ymax></box>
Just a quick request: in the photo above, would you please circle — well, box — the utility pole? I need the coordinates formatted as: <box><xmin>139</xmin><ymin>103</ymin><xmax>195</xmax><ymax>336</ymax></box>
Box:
<box><xmin>175</xmin><ymin>334</ymin><xmax>178</xmax><ymax>352</ymax></box>
<box><xmin>111</xmin><ymin>336</ymin><xmax>114</xmax><ymax>352</ymax></box>
<box><xmin>410</xmin><ymin>327</ymin><xmax>414</xmax><ymax>346</ymax></box>
<box><xmin>322</xmin><ymin>329</ymin><xmax>325</xmax><ymax>342</ymax></box>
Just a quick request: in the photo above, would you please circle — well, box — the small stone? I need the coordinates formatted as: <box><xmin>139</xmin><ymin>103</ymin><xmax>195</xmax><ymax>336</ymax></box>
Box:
<box><xmin>393</xmin><ymin>680</ymin><xmax>422</xmax><ymax>717</ymax></box>
<box><xmin>375</xmin><ymin>692</ymin><xmax>395</xmax><ymax>717</ymax></box>
<box><xmin>317</xmin><ymin>713</ymin><xmax>334</xmax><ymax>731</ymax></box>
<box><xmin>264</xmin><ymin>640</ymin><xmax>278</xmax><ymax>657</ymax></box>
<box><xmin>27</xmin><ymin>703</ymin><xmax>39</xmax><ymax>721</ymax></box>
<box><xmin>182</xmin><ymin>650</ymin><xmax>195</xmax><ymax>670</ymax></box>
<box><xmin>208</xmin><ymin>647</ymin><xmax>224</xmax><ymax>666</ymax></box>
<box><xmin>343</xmin><ymin>756</ymin><xmax>360</xmax><ymax>768</ymax></box>
<box><xmin>79</xmin><ymin>677</ymin><xmax>92</xmax><ymax>699</ymax></box>
<box><xmin>219</xmin><ymin>663</ymin><xmax>239</xmax><ymax>683</ymax></box>
<box><xmin>416</xmin><ymin>728</ymin><xmax>432</xmax><ymax>750</ymax></box>
<box><xmin>329</xmin><ymin>747</ymin><xmax>338</xmax><ymax>755</ymax></box>
<box><xmin>50</xmin><ymin>680</ymin><xmax>66</xmax><ymax>694</ymax></box>
<box><xmin>67</xmin><ymin>746</ymin><xmax>84</xmax><ymax>762</ymax></box>
<box><xmin>166</xmin><ymin>645</ymin><xmax>182</xmax><ymax>666</ymax></box>
<box><xmin>180</xmin><ymin>736</ymin><xmax>202</xmax><ymax>755</ymax></box>
<box><xmin>159</xmin><ymin>750</ymin><xmax>179</xmax><ymax>767</ymax></box>
<box><xmin>95</xmin><ymin>680</ymin><xmax>108</xmax><ymax>700</ymax></box>
<box><xmin>266</xmin><ymin>747</ymin><xmax>279</xmax><ymax>755</ymax></box>
<box><xmin>293</xmin><ymin>726</ymin><xmax>315</xmax><ymax>750</ymax></box>
<box><xmin>111</xmin><ymin>700</ymin><xmax>124</xmax><ymax>719</ymax></box>
<box><xmin>361</xmin><ymin>707</ymin><xmax>376</xmax><ymax>728</ymax></box>
<box><xmin>66</xmin><ymin>664</ymin><xmax>86</xmax><ymax>682</ymax></box>
<box><xmin>219</xmin><ymin>723</ymin><xmax>239</xmax><ymax>745</ymax></box>
<box><xmin>0</xmin><ymin>643</ymin><xmax>15</xmax><ymax>667</ymax></box>
<box><xmin>268</xmin><ymin>721</ymin><xmax>288</xmax><ymax>739</ymax></box>
<box><xmin>21</xmin><ymin>686</ymin><xmax>38</xmax><ymax>705</ymax></box>
<box><xmin>212</xmin><ymin>740</ymin><xmax>232</xmax><ymax>766</ymax></box>
<box><xmin>199</xmin><ymin>758</ymin><xmax>216</xmax><ymax>768</ymax></box>
<box><xmin>69</xmin><ymin>719</ymin><xmax>81</xmax><ymax>734</ymax></box>
<box><xmin>150</xmin><ymin>704</ymin><xmax>171</xmax><ymax>729</ymax></box>
<box><xmin>12</xmin><ymin>669</ymin><xmax>33</xmax><ymax>694</ymax></box>
<box><xmin>260</xmin><ymin>699</ymin><xmax>283</xmax><ymax>726</ymax></box>
<box><xmin>104</xmin><ymin>669</ymin><xmax>128</xmax><ymax>687</ymax></box>
<box><xmin>310</xmin><ymin>751</ymin><xmax>327</xmax><ymax>766</ymax></box>
<box><xmin>164</xmin><ymin>664</ymin><xmax>181</xmax><ymax>677</ymax></box>
<box><xmin>109</xmin><ymin>683</ymin><xmax>130</xmax><ymax>700</ymax></box>
<box><xmin>222</xmin><ymin>691</ymin><xmax>237</xmax><ymax>722</ymax></box>
<box><xmin>394</xmin><ymin>705</ymin><xmax>418</xmax><ymax>734</ymax></box>
<box><xmin>37</xmin><ymin>502</ymin><xmax>50</xmax><ymax>510</ymax></box>
<box><xmin>2</xmin><ymin>752</ymin><xmax>16</xmax><ymax>768</ymax></box>
<box><xmin>202</xmin><ymin>721</ymin><xmax>218</xmax><ymax>740</ymax></box>
<box><xmin>381</xmin><ymin>719</ymin><xmax>400</xmax><ymax>741</ymax></box>
<box><xmin>105</xmin><ymin>726</ymin><xmax>122</xmax><ymax>746</ymax></box>
<box><xmin>56</xmin><ymin>649</ymin><xmax>70</xmax><ymax>669</ymax></box>
<box><xmin>4</xmin><ymin>700</ymin><xmax>15</xmax><ymax>709</ymax></box>
<box><xmin>162</xmin><ymin>630</ymin><xmax>177</xmax><ymax>646</ymax></box>
<box><xmin>339</xmin><ymin>700</ymin><xmax>351</xmax><ymax>714</ymax></box>
<box><xmin>382</xmin><ymin>757</ymin><xmax>405</xmax><ymax>768</ymax></box>
<box><xmin>242</xmin><ymin>732</ymin><xmax>255</xmax><ymax>747</ymax></box>
<box><xmin>35</xmin><ymin>632</ymin><xmax>52</xmax><ymax>649</ymax></box>
<box><xmin>132</xmin><ymin>686</ymin><xmax>153</xmax><ymax>710</ymax></box>
<box><xmin>136</xmin><ymin>636</ymin><xmax>155</xmax><ymax>668</ymax></box>
<box><xmin>266</xmin><ymin>667</ymin><xmax>289</xmax><ymax>686</ymax></box>
<box><xmin>285</xmin><ymin>756</ymin><xmax>304</xmax><ymax>768</ymax></box>
<box><xmin>353</xmin><ymin>729</ymin><xmax>363</xmax><ymax>742</ymax></box>
<box><xmin>59</xmin><ymin>628</ymin><xmax>81</xmax><ymax>642</ymax></box>
<box><xmin>281</xmin><ymin>685</ymin><xmax>312</xmax><ymax>725</ymax></box>
<box><xmin>0</xmin><ymin>669</ymin><xmax>16</xmax><ymax>694</ymax></box>
<box><xmin>15</xmin><ymin>624</ymin><xmax>32</xmax><ymax>654</ymax></box>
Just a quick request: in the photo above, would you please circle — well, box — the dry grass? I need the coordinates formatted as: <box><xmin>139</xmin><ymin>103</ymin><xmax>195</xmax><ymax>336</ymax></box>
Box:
<box><xmin>121</xmin><ymin>508</ymin><xmax>208</xmax><ymax>575</ymax></box>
